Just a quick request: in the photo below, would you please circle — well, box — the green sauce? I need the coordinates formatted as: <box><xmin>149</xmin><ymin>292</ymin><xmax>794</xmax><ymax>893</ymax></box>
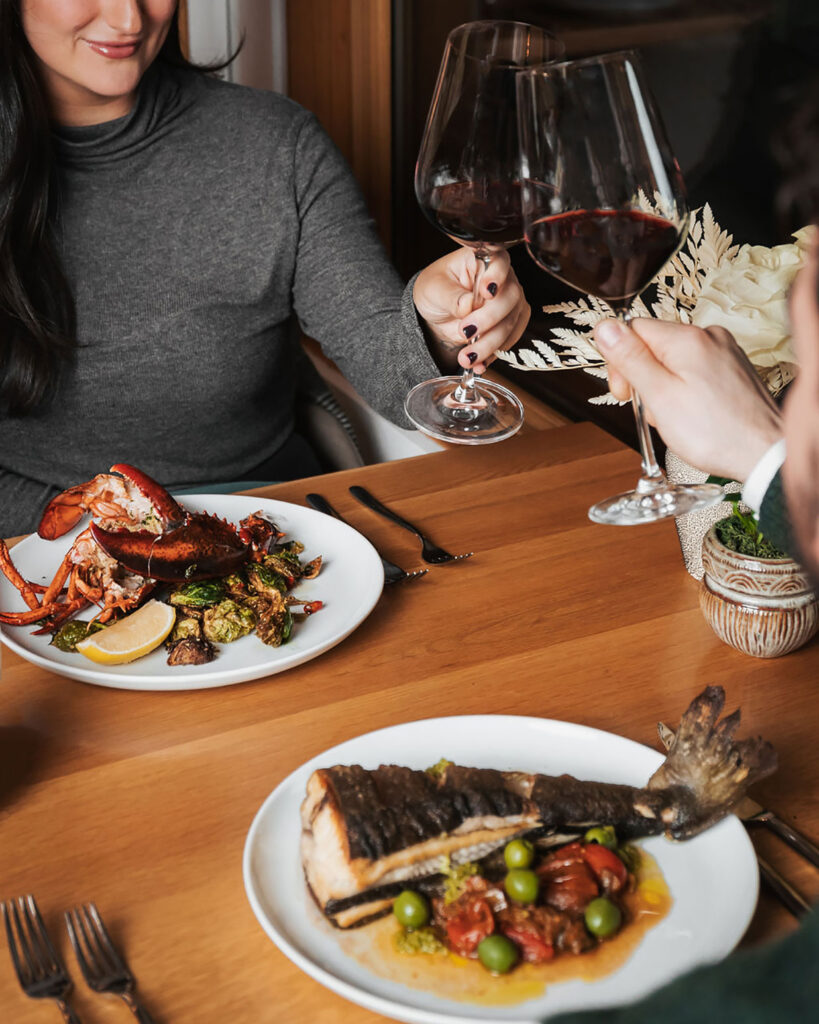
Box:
<box><xmin>394</xmin><ymin>926</ymin><xmax>447</xmax><ymax>956</ymax></box>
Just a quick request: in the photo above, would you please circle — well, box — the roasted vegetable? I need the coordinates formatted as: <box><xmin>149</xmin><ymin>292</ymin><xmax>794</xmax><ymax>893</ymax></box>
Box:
<box><xmin>166</xmin><ymin>636</ymin><xmax>215</xmax><ymax>666</ymax></box>
<box><xmin>171</xmin><ymin>615</ymin><xmax>203</xmax><ymax>643</ymax></box>
<box><xmin>254</xmin><ymin>591</ymin><xmax>293</xmax><ymax>647</ymax></box>
<box><xmin>246</xmin><ymin>563</ymin><xmax>288</xmax><ymax>599</ymax></box>
<box><xmin>203</xmin><ymin>599</ymin><xmax>255</xmax><ymax>643</ymax></box>
<box><xmin>169</xmin><ymin>579</ymin><xmax>227</xmax><ymax>608</ymax></box>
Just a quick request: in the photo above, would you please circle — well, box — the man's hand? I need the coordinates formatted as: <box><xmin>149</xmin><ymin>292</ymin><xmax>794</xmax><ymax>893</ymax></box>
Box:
<box><xmin>413</xmin><ymin>247</ymin><xmax>530</xmax><ymax>374</ymax></box>
<box><xmin>593</xmin><ymin>318</ymin><xmax>783</xmax><ymax>481</ymax></box>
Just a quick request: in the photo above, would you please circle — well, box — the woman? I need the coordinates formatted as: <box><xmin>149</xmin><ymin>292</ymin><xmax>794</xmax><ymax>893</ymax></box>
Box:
<box><xmin>0</xmin><ymin>0</ymin><xmax>530</xmax><ymax>537</ymax></box>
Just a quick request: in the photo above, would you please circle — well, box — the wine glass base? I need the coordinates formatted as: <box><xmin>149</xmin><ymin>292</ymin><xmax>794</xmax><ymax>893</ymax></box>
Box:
<box><xmin>588</xmin><ymin>482</ymin><xmax>724</xmax><ymax>526</ymax></box>
<box><xmin>405</xmin><ymin>376</ymin><xmax>524</xmax><ymax>445</ymax></box>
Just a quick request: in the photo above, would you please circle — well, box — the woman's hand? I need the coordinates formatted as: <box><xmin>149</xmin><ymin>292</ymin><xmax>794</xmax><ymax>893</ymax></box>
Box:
<box><xmin>593</xmin><ymin>318</ymin><xmax>783</xmax><ymax>482</ymax></box>
<box><xmin>413</xmin><ymin>248</ymin><xmax>530</xmax><ymax>374</ymax></box>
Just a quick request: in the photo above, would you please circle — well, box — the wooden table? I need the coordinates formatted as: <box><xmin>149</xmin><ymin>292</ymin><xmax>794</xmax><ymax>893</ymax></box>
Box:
<box><xmin>0</xmin><ymin>423</ymin><xmax>816</xmax><ymax>1023</ymax></box>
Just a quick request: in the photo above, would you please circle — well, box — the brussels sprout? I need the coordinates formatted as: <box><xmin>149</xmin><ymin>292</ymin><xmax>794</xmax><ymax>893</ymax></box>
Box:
<box><xmin>255</xmin><ymin>593</ymin><xmax>293</xmax><ymax>647</ymax></box>
<box><xmin>203</xmin><ymin>599</ymin><xmax>255</xmax><ymax>643</ymax></box>
<box><xmin>263</xmin><ymin>552</ymin><xmax>301</xmax><ymax>581</ymax></box>
<box><xmin>50</xmin><ymin>620</ymin><xmax>105</xmax><ymax>653</ymax></box>
<box><xmin>169</xmin><ymin>580</ymin><xmax>226</xmax><ymax>608</ymax></box>
<box><xmin>171</xmin><ymin>616</ymin><xmax>202</xmax><ymax>643</ymax></box>
<box><xmin>222</xmin><ymin>572</ymin><xmax>249</xmax><ymax>600</ymax></box>
<box><xmin>275</xmin><ymin>540</ymin><xmax>304</xmax><ymax>556</ymax></box>
<box><xmin>247</xmin><ymin>563</ymin><xmax>288</xmax><ymax>599</ymax></box>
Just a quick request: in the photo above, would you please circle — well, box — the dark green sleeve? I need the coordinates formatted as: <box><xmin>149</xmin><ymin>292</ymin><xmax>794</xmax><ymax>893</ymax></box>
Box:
<box><xmin>545</xmin><ymin>908</ymin><xmax>819</xmax><ymax>1024</ymax></box>
<box><xmin>758</xmin><ymin>467</ymin><xmax>796</xmax><ymax>558</ymax></box>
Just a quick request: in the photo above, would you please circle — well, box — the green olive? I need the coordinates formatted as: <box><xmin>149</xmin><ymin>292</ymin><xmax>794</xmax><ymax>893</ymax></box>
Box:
<box><xmin>504</xmin><ymin>869</ymin><xmax>539</xmax><ymax>904</ymax></box>
<box><xmin>393</xmin><ymin>890</ymin><xmax>430</xmax><ymax>929</ymax></box>
<box><xmin>477</xmin><ymin>934</ymin><xmax>519</xmax><ymax>974</ymax></box>
<box><xmin>503</xmin><ymin>838</ymin><xmax>535</xmax><ymax>869</ymax></box>
<box><xmin>584</xmin><ymin>897</ymin><xmax>622</xmax><ymax>938</ymax></box>
<box><xmin>583</xmin><ymin>826</ymin><xmax>618</xmax><ymax>850</ymax></box>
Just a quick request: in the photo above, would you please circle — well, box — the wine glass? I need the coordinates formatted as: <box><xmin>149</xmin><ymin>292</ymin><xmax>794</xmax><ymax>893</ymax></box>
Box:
<box><xmin>406</xmin><ymin>20</ymin><xmax>563</xmax><ymax>444</ymax></box>
<box><xmin>517</xmin><ymin>52</ymin><xmax>724</xmax><ymax>523</ymax></box>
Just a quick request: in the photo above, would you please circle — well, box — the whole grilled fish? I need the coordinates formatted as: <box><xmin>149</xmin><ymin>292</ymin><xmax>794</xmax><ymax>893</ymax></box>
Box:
<box><xmin>301</xmin><ymin>687</ymin><xmax>775</xmax><ymax>927</ymax></box>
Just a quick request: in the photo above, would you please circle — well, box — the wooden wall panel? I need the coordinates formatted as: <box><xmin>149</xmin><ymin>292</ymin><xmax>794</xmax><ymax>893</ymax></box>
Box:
<box><xmin>286</xmin><ymin>0</ymin><xmax>392</xmax><ymax>250</ymax></box>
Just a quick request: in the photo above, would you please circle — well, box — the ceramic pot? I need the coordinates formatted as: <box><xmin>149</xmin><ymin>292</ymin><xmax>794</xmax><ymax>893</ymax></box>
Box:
<box><xmin>699</xmin><ymin>525</ymin><xmax>819</xmax><ymax>658</ymax></box>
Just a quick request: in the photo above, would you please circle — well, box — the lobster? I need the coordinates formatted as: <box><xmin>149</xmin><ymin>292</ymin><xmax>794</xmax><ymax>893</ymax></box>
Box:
<box><xmin>0</xmin><ymin>464</ymin><xmax>273</xmax><ymax>632</ymax></box>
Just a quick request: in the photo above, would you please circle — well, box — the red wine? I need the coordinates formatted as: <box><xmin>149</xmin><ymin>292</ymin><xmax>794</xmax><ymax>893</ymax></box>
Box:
<box><xmin>525</xmin><ymin>209</ymin><xmax>681</xmax><ymax>306</ymax></box>
<box><xmin>420</xmin><ymin>180</ymin><xmax>524</xmax><ymax>247</ymax></box>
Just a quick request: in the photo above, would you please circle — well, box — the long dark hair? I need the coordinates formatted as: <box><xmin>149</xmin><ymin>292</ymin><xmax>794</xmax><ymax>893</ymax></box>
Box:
<box><xmin>0</xmin><ymin>1</ymin><xmax>233</xmax><ymax>417</ymax></box>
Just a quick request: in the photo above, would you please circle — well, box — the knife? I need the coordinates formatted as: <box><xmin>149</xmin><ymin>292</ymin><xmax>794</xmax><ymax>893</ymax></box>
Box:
<box><xmin>657</xmin><ymin>721</ymin><xmax>819</xmax><ymax>869</ymax></box>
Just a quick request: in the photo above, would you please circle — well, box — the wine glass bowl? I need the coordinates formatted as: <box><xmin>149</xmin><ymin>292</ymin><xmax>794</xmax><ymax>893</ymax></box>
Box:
<box><xmin>517</xmin><ymin>52</ymin><xmax>723</xmax><ymax>522</ymax></box>
<box><xmin>406</xmin><ymin>20</ymin><xmax>563</xmax><ymax>445</ymax></box>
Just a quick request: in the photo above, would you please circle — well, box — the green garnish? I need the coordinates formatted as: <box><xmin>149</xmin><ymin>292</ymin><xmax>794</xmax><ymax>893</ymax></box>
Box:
<box><xmin>50</xmin><ymin>620</ymin><xmax>105</xmax><ymax>653</ymax></box>
<box><xmin>440</xmin><ymin>856</ymin><xmax>479</xmax><ymax>903</ymax></box>
<box><xmin>425</xmin><ymin>757</ymin><xmax>453</xmax><ymax>779</ymax></box>
<box><xmin>394</xmin><ymin>926</ymin><xmax>446</xmax><ymax>955</ymax></box>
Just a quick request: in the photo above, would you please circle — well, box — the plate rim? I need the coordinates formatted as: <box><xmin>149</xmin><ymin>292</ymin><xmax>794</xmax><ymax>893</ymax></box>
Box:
<box><xmin>242</xmin><ymin>712</ymin><xmax>759</xmax><ymax>1024</ymax></box>
<box><xmin>0</xmin><ymin>494</ymin><xmax>384</xmax><ymax>691</ymax></box>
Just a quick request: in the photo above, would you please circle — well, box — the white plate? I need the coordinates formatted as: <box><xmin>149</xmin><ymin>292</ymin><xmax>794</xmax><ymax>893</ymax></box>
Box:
<box><xmin>0</xmin><ymin>495</ymin><xmax>383</xmax><ymax>691</ymax></box>
<box><xmin>243</xmin><ymin>715</ymin><xmax>758</xmax><ymax>1024</ymax></box>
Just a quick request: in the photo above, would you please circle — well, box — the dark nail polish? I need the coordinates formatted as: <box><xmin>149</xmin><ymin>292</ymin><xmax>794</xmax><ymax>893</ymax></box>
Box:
<box><xmin>467</xmin><ymin>351</ymin><xmax>478</xmax><ymax>364</ymax></box>
<box><xmin>487</xmin><ymin>282</ymin><xmax>498</xmax><ymax>297</ymax></box>
<box><xmin>463</xmin><ymin>324</ymin><xmax>477</xmax><ymax>339</ymax></box>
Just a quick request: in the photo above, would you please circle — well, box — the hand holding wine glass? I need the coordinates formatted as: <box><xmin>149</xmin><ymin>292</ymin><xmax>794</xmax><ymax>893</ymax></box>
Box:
<box><xmin>517</xmin><ymin>52</ymin><xmax>723</xmax><ymax>523</ymax></box>
<box><xmin>407</xmin><ymin>20</ymin><xmax>562</xmax><ymax>444</ymax></box>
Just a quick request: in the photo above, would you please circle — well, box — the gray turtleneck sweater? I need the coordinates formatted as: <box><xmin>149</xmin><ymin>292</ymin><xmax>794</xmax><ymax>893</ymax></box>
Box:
<box><xmin>0</xmin><ymin>65</ymin><xmax>439</xmax><ymax>537</ymax></box>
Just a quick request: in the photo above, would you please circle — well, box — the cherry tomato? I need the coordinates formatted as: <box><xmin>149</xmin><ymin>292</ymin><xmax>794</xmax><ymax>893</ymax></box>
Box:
<box><xmin>444</xmin><ymin>897</ymin><xmax>494</xmax><ymax>956</ymax></box>
<box><xmin>500</xmin><ymin>925</ymin><xmax>555</xmax><ymax>964</ymax></box>
<box><xmin>581</xmin><ymin>844</ymin><xmax>628</xmax><ymax>894</ymax></box>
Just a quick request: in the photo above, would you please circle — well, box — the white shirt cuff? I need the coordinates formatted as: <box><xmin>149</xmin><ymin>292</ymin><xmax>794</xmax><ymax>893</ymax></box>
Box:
<box><xmin>741</xmin><ymin>439</ymin><xmax>787</xmax><ymax>514</ymax></box>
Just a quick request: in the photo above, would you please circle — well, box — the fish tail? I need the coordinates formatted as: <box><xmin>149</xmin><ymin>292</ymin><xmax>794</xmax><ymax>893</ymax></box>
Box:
<box><xmin>649</xmin><ymin>686</ymin><xmax>777</xmax><ymax>839</ymax></box>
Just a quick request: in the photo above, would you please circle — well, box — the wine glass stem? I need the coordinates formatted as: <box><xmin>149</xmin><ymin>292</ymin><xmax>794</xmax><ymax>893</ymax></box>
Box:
<box><xmin>452</xmin><ymin>252</ymin><xmax>491</xmax><ymax>404</ymax></box>
<box><xmin>619</xmin><ymin>310</ymin><xmax>666</xmax><ymax>493</ymax></box>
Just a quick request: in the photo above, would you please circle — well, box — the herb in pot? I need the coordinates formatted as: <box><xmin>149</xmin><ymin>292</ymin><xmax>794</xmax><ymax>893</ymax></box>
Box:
<box><xmin>707</xmin><ymin>475</ymin><xmax>785</xmax><ymax>559</ymax></box>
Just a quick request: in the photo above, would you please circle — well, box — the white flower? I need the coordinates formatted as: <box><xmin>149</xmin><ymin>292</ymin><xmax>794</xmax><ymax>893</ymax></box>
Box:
<box><xmin>690</xmin><ymin>233</ymin><xmax>812</xmax><ymax>367</ymax></box>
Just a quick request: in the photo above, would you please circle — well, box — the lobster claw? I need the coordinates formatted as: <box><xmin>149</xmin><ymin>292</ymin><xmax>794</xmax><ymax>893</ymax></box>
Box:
<box><xmin>91</xmin><ymin>514</ymin><xmax>249</xmax><ymax>582</ymax></box>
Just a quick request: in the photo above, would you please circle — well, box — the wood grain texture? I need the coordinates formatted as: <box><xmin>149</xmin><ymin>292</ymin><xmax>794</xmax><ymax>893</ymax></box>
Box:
<box><xmin>0</xmin><ymin>423</ymin><xmax>816</xmax><ymax>1023</ymax></box>
<box><xmin>286</xmin><ymin>0</ymin><xmax>392</xmax><ymax>249</ymax></box>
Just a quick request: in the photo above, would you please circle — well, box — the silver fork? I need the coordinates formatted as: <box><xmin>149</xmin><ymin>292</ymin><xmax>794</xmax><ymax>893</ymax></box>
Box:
<box><xmin>65</xmin><ymin>903</ymin><xmax>155</xmax><ymax>1023</ymax></box>
<box><xmin>305</xmin><ymin>493</ymin><xmax>428</xmax><ymax>584</ymax></box>
<box><xmin>349</xmin><ymin>485</ymin><xmax>473</xmax><ymax>565</ymax></box>
<box><xmin>2</xmin><ymin>894</ymin><xmax>82</xmax><ymax>1023</ymax></box>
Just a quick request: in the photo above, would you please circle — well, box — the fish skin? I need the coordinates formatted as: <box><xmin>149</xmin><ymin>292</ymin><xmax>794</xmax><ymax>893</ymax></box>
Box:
<box><xmin>301</xmin><ymin>686</ymin><xmax>777</xmax><ymax>927</ymax></box>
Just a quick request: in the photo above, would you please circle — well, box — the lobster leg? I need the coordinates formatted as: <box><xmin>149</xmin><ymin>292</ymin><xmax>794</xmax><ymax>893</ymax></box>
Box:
<box><xmin>0</xmin><ymin>540</ymin><xmax>43</xmax><ymax>610</ymax></box>
<box><xmin>0</xmin><ymin>605</ymin><xmax>60</xmax><ymax>625</ymax></box>
<box><xmin>30</xmin><ymin>598</ymin><xmax>90</xmax><ymax>635</ymax></box>
<box><xmin>41</xmin><ymin>552</ymin><xmax>77</xmax><ymax>608</ymax></box>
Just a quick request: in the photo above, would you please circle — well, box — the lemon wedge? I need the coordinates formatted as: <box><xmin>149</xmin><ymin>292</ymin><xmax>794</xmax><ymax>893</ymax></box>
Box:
<box><xmin>76</xmin><ymin>600</ymin><xmax>176</xmax><ymax>665</ymax></box>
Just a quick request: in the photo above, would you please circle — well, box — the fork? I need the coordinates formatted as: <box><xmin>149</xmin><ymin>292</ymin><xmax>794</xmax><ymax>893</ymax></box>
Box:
<box><xmin>65</xmin><ymin>903</ymin><xmax>155</xmax><ymax>1023</ymax></box>
<box><xmin>305</xmin><ymin>493</ymin><xmax>428</xmax><ymax>585</ymax></box>
<box><xmin>349</xmin><ymin>485</ymin><xmax>473</xmax><ymax>565</ymax></box>
<box><xmin>2</xmin><ymin>894</ymin><xmax>81</xmax><ymax>1023</ymax></box>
